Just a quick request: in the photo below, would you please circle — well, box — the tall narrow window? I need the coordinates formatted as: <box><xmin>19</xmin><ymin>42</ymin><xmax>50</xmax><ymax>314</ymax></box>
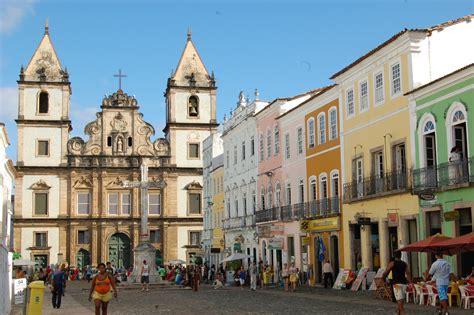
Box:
<box><xmin>375</xmin><ymin>72</ymin><xmax>384</xmax><ymax>103</ymax></box>
<box><xmin>329</xmin><ymin>109</ymin><xmax>338</xmax><ymax>140</ymax></box>
<box><xmin>318</xmin><ymin>113</ymin><xmax>326</xmax><ymax>144</ymax></box>
<box><xmin>35</xmin><ymin>232</ymin><xmax>47</xmax><ymax>247</ymax></box>
<box><xmin>359</xmin><ymin>81</ymin><xmax>368</xmax><ymax>112</ymax></box>
<box><xmin>128</xmin><ymin>137</ymin><xmax>133</xmax><ymax>147</ymax></box>
<box><xmin>297</xmin><ymin>127</ymin><xmax>303</xmax><ymax>155</ymax></box>
<box><xmin>310</xmin><ymin>177</ymin><xmax>317</xmax><ymax>200</ymax></box>
<box><xmin>275</xmin><ymin>183</ymin><xmax>281</xmax><ymax>207</ymax></box>
<box><xmin>308</xmin><ymin>119</ymin><xmax>315</xmax><ymax>148</ymax></box>
<box><xmin>252</xmin><ymin>191</ymin><xmax>256</xmax><ymax>212</ymax></box>
<box><xmin>234</xmin><ymin>198</ymin><xmax>239</xmax><ymax>216</ymax></box>
<box><xmin>242</xmin><ymin>141</ymin><xmax>246</xmax><ymax>160</ymax></box>
<box><xmin>34</xmin><ymin>192</ymin><xmax>48</xmax><ymax>215</ymax></box>
<box><xmin>77</xmin><ymin>192</ymin><xmax>91</xmax><ymax>214</ymax></box>
<box><xmin>286</xmin><ymin>183</ymin><xmax>292</xmax><ymax>205</ymax></box>
<box><xmin>298</xmin><ymin>179</ymin><xmax>304</xmax><ymax>203</ymax></box>
<box><xmin>260</xmin><ymin>187</ymin><xmax>265</xmax><ymax>210</ymax></box>
<box><xmin>188</xmin><ymin>143</ymin><xmax>200</xmax><ymax>159</ymax></box>
<box><xmin>188</xmin><ymin>193</ymin><xmax>201</xmax><ymax>214</ymax></box>
<box><xmin>107</xmin><ymin>136</ymin><xmax>112</xmax><ymax>147</ymax></box>
<box><xmin>285</xmin><ymin>133</ymin><xmax>291</xmax><ymax>159</ymax></box>
<box><xmin>320</xmin><ymin>175</ymin><xmax>328</xmax><ymax>200</ymax></box>
<box><xmin>38</xmin><ymin>91</ymin><xmax>49</xmax><ymax>114</ymax></box>
<box><xmin>346</xmin><ymin>89</ymin><xmax>354</xmax><ymax>117</ymax></box>
<box><xmin>250</xmin><ymin>137</ymin><xmax>255</xmax><ymax>156</ymax></box>
<box><xmin>266</xmin><ymin>129</ymin><xmax>272</xmax><ymax>158</ymax></box>
<box><xmin>150</xmin><ymin>230</ymin><xmax>161</xmax><ymax>243</ymax></box>
<box><xmin>391</xmin><ymin>63</ymin><xmax>401</xmax><ymax>95</ymax></box>
<box><xmin>108</xmin><ymin>193</ymin><xmax>119</xmax><ymax>214</ymax></box>
<box><xmin>149</xmin><ymin>192</ymin><xmax>162</xmax><ymax>215</ymax></box>
<box><xmin>243</xmin><ymin>193</ymin><xmax>247</xmax><ymax>216</ymax></box>
<box><xmin>259</xmin><ymin>134</ymin><xmax>264</xmax><ymax>162</ymax></box>
<box><xmin>188</xmin><ymin>95</ymin><xmax>199</xmax><ymax>117</ymax></box>
<box><xmin>121</xmin><ymin>193</ymin><xmax>131</xmax><ymax>215</ymax></box>
<box><xmin>78</xmin><ymin>230</ymin><xmax>90</xmax><ymax>244</ymax></box>
<box><xmin>234</xmin><ymin>145</ymin><xmax>237</xmax><ymax>164</ymax></box>
<box><xmin>274</xmin><ymin>125</ymin><xmax>280</xmax><ymax>155</ymax></box>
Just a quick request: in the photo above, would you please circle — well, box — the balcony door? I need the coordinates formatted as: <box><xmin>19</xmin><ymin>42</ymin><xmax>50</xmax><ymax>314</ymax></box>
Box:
<box><xmin>424</xmin><ymin>132</ymin><xmax>437</xmax><ymax>188</ymax></box>
<box><xmin>352</xmin><ymin>158</ymin><xmax>364</xmax><ymax>198</ymax></box>
<box><xmin>372</xmin><ymin>151</ymin><xmax>384</xmax><ymax>193</ymax></box>
<box><xmin>393</xmin><ymin>143</ymin><xmax>406</xmax><ymax>190</ymax></box>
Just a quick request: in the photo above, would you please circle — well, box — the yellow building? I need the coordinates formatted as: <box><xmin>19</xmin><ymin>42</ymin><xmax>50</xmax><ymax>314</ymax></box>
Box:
<box><xmin>210</xmin><ymin>157</ymin><xmax>225</xmax><ymax>266</ymax></box>
<box><xmin>331</xmin><ymin>31</ymin><xmax>421</xmax><ymax>274</ymax></box>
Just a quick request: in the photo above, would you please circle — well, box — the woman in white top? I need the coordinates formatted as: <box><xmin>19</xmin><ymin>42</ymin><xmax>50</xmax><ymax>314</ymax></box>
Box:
<box><xmin>140</xmin><ymin>260</ymin><xmax>150</xmax><ymax>292</ymax></box>
<box><xmin>282</xmin><ymin>263</ymin><xmax>289</xmax><ymax>292</ymax></box>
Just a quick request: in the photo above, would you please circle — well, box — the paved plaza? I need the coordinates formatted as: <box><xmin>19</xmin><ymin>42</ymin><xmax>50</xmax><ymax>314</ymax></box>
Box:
<box><xmin>11</xmin><ymin>281</ymin><xmax>474</xmax><ymax>315</ymax></box>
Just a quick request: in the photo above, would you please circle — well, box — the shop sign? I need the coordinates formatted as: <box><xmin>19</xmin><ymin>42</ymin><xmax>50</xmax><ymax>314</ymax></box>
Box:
<box><xmin>301</xmin><ymin>237</ymin><xmax>311</xmax><ymax>246</ymax></box>
<box><xmin>300</xmin><ymin>216</ymin><xmax>340</xmax><ymax>232</ymax></box>
<box><xmin>444</xmin><ymin>210</ymin><xmax>459</xmax><ymax>222</ymax></box>
<box><xmin>268</xmin><ymin>237</ymin><xmax>283</xmax><ymax>250</ymax></box>
<box><xmin>387</xmin><ymin>213</ymin><xmax>398</xmax><ymax>226</ymax></box>
<box><xmin>270</xmin><ymin>224</ymin><xmax>284</xmax><ymax>233</ymax></box>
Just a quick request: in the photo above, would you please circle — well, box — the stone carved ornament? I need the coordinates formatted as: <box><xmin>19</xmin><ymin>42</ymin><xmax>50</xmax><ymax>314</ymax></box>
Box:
<box><xmin>29</xmin><ymin>179</ymin><xmax>51</xmax><ymax>190</ymax></box>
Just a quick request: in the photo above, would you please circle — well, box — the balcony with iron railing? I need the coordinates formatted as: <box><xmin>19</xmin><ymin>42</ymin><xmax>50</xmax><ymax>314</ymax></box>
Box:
<box><xmin>223</xmin><ymin>214</ymin><xmax>256</xmax><ymax>230</ymax></box>
<box><xmin>255</xmin><ymin>196</ymin><xmax>341</xmax><ymax>224</ymax></box>
<box><xmin>343</xmin><ymin>170</ymin><xmax>409</xmax><ymax>203</ymax></box>
<box><xmin>413</xmin><ymin>158</ymin><xmax>473</xmax><ymax>193</ymax></box>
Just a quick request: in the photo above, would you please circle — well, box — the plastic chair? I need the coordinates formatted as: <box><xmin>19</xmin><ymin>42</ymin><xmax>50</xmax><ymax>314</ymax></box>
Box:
<box><xmin>405</xmin><ymin>283</ymin><xmax>415</xmax><ymax>303</ymax></box>
<box><xmin>448</xmin><ymin>284</ymin><xmax>460</xmax><ymax>307</ymax></box>
<box><xmin>414</xmin><ymin>284</ymin><xmax>429</xmax><ymax>305</ymax></box>
<box><xmin>459</xmin><ymin>286</ymin><xmax>474</xmax><ymax>309</ymax></box>
<box><xmin>426</xmin><ymin>284</ymin><xmax>439</xmax><ymax>306</ymax></box>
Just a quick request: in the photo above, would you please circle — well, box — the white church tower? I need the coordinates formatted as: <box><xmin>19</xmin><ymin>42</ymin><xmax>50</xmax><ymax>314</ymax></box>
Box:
<box><xmin>164</xmin><ymin>31</ymin><xmax>218</xmax><ymax>168</ymax></box>
<box><xmin>17</xmin><ymin>21</ymin><xmax>71</xmax><ymax>167</ymax></box>
<box><xmin>14</xmin><ymin>22</ymin><xmax>71</xmax><ymax>267</ymax></box>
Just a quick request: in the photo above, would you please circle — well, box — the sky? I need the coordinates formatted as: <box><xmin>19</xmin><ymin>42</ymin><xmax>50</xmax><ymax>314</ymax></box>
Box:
<box><xmin>0</xmin><ymin>0</ymin><xmax>473</xmax><ymax>160</ymax></box>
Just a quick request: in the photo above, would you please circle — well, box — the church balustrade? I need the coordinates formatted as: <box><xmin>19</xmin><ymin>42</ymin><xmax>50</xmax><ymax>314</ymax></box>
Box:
<box><xmin>67</xmin><ymin>155</ymin><xmax>170</xmax><ymax>168</ymax></box>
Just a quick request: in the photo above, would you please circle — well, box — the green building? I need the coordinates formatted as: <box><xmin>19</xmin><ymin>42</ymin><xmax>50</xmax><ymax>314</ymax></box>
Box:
<box><xmin>409</xmin><ymin>63</ymin><xmax>473</xmax><ymax>277</ymax></box>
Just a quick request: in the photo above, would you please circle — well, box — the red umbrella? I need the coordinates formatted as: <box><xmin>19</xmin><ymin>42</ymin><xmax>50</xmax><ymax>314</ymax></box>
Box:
<box><xmin>436</xmin><ymin>232</ymin><xmax>474</xmax><ymax>254</ymax></box>
<box><xmin>398</xmin><ymin>233</ymin><xmax>453</xmax><ymax>254</ymax></box>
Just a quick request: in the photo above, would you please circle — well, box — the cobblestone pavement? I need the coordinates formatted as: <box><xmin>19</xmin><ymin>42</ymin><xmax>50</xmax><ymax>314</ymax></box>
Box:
<box><xmin>12</xmin><ymin>281</ymin><xmax>474</xmax><ymax>315</ymax></box>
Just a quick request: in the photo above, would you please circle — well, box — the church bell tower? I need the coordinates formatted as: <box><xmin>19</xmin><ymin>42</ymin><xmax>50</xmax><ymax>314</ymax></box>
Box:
<box><xmin>164</xmin><ymin>31</ymin><xmax>218</xmax><ymax>167</ymax></box>
<box><xmin>16</xmin><ymin>21</ymin><xmax>71</xmax><ymax>167</ymax></box>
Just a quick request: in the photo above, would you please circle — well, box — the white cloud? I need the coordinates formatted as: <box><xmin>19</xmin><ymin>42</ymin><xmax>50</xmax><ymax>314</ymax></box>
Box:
<box><xmin>0</xmin><ymin>0</ymin><xmax>37</xmax><ymax>35</ymax></box>
<box><xmin>0</xmin><ymin>87</ymin><xmax>18</xmax><ymax>122</ymax></box>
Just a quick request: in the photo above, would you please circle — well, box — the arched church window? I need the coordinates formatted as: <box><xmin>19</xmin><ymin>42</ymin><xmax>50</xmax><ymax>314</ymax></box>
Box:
<box><xmin>128</xmin><ymin>137</ymin><xmax>133</xmax><ymax>147</ymax></box>
<box><xmin>423</xmin><ymin>120</ymin><xmax>435</xmax><ymax>134</ymax></box>
<box><xmin>188</xmin><ymin>95</ymin><xmax>199</xmax><ymax>117</ymax></box>
<box><xmin>39</xmin><ymin>91</ymin><xmax>49</xmax><ymax>114</ymax></box>
<box><xmin>107</xmin><ymin>136</ymin><xmax>112</xmax><ymax>147</ymax></box>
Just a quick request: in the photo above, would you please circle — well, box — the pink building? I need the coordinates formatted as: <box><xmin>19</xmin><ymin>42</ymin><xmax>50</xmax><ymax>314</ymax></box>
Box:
<box><xmin>255</xmin><ymin>89</ymin><xmax>323</xmax><ymax>279</ymax></box>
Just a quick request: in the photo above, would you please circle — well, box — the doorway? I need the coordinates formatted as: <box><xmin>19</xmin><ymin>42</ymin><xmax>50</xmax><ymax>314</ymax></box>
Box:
<box><xmin>77</xmin><ymin>249</ymin><xmax>91</xmax><ymax>269</ymax></box>
<box><xmin>330</xmin><ymin>235</ymin><xmax>339</xmax><ymax>272</ymax></box>
<box><xmin>108</xmin><ymin>233</ymin><xmax>131</xmax><ymax>269</ymax></box>
<box><xmin>457</xmin><ymin>208</ymin><xmax>473</xmax><ymax>277</ymax></box>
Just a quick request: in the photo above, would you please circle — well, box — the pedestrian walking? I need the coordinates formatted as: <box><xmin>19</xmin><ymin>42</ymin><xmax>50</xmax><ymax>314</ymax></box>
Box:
<box><xmin>86</xmin><ymin>265</ymin><xmax>93</xmax><ymax>283</ymax></box>
<box><xmin>322</xmin><ymin>260</ymin><xmax>334</xmax><ymax>289</ymax></box>
<box><xmin>282</xmin><ymin>263</ymin><xmax>289</xmax><ymax>291</ymax></box>
<box><xmin>382</xmin><ymin>251</ymin><xmax>412</xmax><ymax>315</ymax></box>
<box><xmin>193</xmin><ymin>265</ymin><xmax>201</xmax><ymax>291</ymax></box>
<box><xmin>425</xmin><ymin>253</ymin><xmax>451</xmax><ymax>315</ymax></box>
<box><xmin>239</xmin><ymin>265</ymin><xmax>246</xmax><ymax>289</ymax></box>
<box><xmin>89</xmin><ymin>263</ymin><xmax>118</xmax><ymax>315</ymax></box>
<box><xmin>250</xmin><ymin>261</ymin><xmax>257</xmax><ymax>291</ymax></box>
<box><xmin>140</xmin><ymin>260</ymin><xmax>150</xmax><ymax>292</ymax></box>
<box><xmin>289</xmin><ymin>262</ymin><xmax>297</xmax><ymax>292</ymax></box>
<box><xmin>50</xmin><ymin>264</ymin><xmax>66</xmax><ymax>309</ymax></box>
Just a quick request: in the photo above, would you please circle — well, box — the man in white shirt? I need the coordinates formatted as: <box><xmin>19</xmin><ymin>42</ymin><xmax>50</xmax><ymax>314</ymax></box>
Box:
<box><xmin>322</xmin><ymin>260</ymin><xmax>333</xmax><ymax>289</ymax></box>
<box><xmin>425</xmin><ymin>254</ymin><xmax>451</xmax><ymax>315</ymax></box>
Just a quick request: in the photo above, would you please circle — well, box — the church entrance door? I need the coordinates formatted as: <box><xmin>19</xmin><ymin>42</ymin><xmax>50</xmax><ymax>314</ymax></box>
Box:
<box><xmin>108</xmin><ymin>233</ymin><xmax>131</xmax><ymax>269</ymax></box>
<box><xmin>77</xmin><ymin>249</ymin><xmax>91</xmax><ymax>269</ymax></box>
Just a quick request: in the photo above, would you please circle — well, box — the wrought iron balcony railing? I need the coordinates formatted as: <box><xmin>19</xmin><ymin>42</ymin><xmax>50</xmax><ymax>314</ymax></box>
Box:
<box><xmin>413</xmin><ymin>158</ymin><xmax>472</xmax><ymax>193</ymax></box>
<box><xmin>343</xmin><ymin>170</ymin><xmax>409</xmax><ymax>203</ymax></box>
<box><xmin>256</xmin><ymin>196</ymin><xmax>341</xmax><ymax>223</ymax></box>
<box><xmin>223</xmin><ymin>214</ymin><xmax>256</xmax><ymax>230</ymax></box>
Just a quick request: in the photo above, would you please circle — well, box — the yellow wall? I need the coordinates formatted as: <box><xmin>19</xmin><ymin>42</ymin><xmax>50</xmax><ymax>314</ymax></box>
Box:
<box><xmin>211</xmin><ymin>166</ymin><xmax>224</xmax><ymax>250</ymax></box>
<box><xmin>340</xmin><ymin>52</ymin><xmax>419</xmax><ymax>270</ymax></box>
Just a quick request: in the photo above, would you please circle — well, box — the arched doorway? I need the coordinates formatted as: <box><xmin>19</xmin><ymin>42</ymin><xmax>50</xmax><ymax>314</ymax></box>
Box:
<box><xmin>77</xmin><ymin>249</ymin><xmax>91</xmax><ymax>269</ymax></box>
<box><xmin>108</xmin><ymin>233</ymin><xmax>131</xmax><ymax>269</ymax></box>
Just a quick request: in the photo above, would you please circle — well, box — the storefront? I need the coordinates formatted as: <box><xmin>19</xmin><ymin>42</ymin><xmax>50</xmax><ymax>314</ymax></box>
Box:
<box><xmin>301</xmin><ymin>216</ymin><xmax>341</xmax><ymax>286</ymax></box>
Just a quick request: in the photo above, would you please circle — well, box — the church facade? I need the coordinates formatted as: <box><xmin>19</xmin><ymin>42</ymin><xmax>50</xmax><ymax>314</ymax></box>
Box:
<box><xmin>13</xmin><ymin>25</ymin><xmax>217</xmax><ymax>269</ymax></box>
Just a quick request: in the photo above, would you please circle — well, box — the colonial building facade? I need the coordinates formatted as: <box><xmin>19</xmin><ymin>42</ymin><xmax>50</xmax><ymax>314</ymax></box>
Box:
<box><xmin>222</xmin><ymin>92</ymin><xmax>267</xmax><ymax>267</ymax></box>
<box><xmin>13</xmin><ymin>25</ymin><xmax>216</xmax><ymax>268</ymax></box>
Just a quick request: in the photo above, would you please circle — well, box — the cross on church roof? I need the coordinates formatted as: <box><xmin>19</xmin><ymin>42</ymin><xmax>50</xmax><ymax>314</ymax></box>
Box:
<box><xmin>113</xmin><ymin>69</ymin><xmax>127</xmax><ymax>90</ymax></box>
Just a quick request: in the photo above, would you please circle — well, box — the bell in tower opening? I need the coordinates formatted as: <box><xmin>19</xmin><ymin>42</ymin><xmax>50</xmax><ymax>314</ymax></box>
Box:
<box><xmin>188</xmin><ymin>95</ymin><xmax>199</xmax><ymax>117</ymax></box>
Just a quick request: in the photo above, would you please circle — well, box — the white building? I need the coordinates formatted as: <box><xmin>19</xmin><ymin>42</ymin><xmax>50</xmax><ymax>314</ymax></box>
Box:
<box><xmin>222</xmin><ymin>91</ymin><xmax>268</xmax><ymax>266</ymax></box>
<box><xmin>202</xmin><ymin>129</ymin><xmax>223</xmax><ymax>264</ymax></box>
<box><xmin>0</xmin><ymin>123</ymin><xmax>15</xmax><ymax>315</ymax></box>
